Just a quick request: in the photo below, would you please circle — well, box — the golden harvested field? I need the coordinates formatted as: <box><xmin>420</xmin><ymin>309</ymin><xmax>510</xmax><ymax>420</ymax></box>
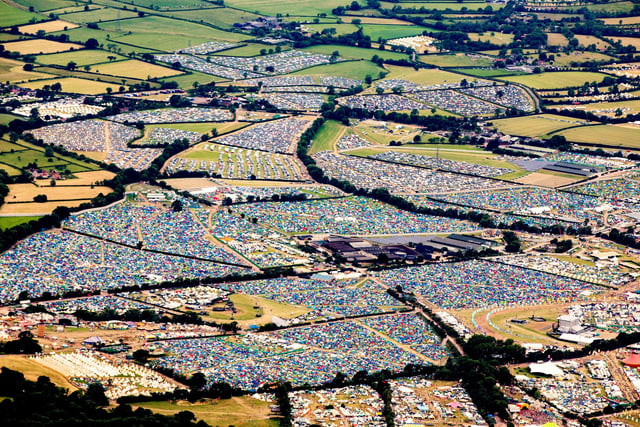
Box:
<box><xmin>0</xmin><ymin>355</ymin><xmax>78</xmax><ymax>391</ymax></box>
<box><xmin>602</xmin><ymin>16</ymin><xmax>640</xmax><ymax>25</ymax></box>
<box><xmin>607</xmin><ymin>36</ymin><xmax>640</xmax><ymax>49</ymax></box>
<box><xmin>52</xmin><ymin>170</ymin><xmax>115</xmax><ymax>186</ymax></box>
<box><xmin>514</xmin><ymin>171</ymin><xmax>581</xmax><ymax>188</ymax></box>
<box><xmin>574</xmin><ymin>34</ymin><xmax>611</xmax><ymax>49</ymax></box>
<box><xmin>162</xmin><ymin>177</ymin><xmax>218</xmax><ymax>191</ymax></box>
<box><xmin>547</xmin><ymin>32</ymin><xmax>569</xmax><ymax>46</ymax></box>
<box><xmin>0</xmin><ymin>57</ymin><xmax>54</xmax><ymax>83</ymax></box>
<box><xmin>492</xmin><ymin>114</ymin><xmax>591</xmax><ymax>137</ymax></box>
<box><xmin>468</xmin><ymin>32</ymin><xmax>514</xmax><ymax>45</ymax></box>
<box><xmin>0</xmin><ymin>199</ymin><xmax>95</xmax><ymax>215</ymax></box>
<box><xmin>553</xmin><ymin>99</ymin><xmax>640</xmax><ymax>117</ymax></box>
<box><xmin>20</xmin><ymin>77</ymin><xmax>120</xmax><ymax>94</ymax></box>
<box><xmin>5</xmin><ymin>183</ymin><xmax>112</xmax><ymax>202</ymax></box>
<box><xmin>18</xmin><ymin>20</ymin><xmax>78</xmax><ymax>34</ymax></box>
<box><xmin>90</xmin><ymin>59</ymin><xmax>184</xmax><ymax>79</ymax></box>
<box><xmin>557</xmin><ymin>123</ymin><xmax>640</xmax><ymax>149</ymax></box>
<box><xmin>0</xmin><ymin>39</ymin><xmax>83</xmax><ymax>54</ymax></box>
<box><xmin>384</xmin><ymin>65</ymin><xmax>471</xmax><ymax>85</ymax></box>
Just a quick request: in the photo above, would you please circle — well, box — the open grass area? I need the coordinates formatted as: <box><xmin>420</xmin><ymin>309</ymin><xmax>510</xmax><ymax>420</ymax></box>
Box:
<box><xmin>451</xmin><ymin>68</ymin><xmax>524</xmax><ymax>77</ymax></box>
<box><xmin>419</xmin><ymin>53</ymin><xmax>494</xmax><ymax>67</ymax></box>
<box><xmin>224</xmin><ymin>0</ymin><xmax>365</xmax><ymax>15</ymax></box>
<box><xmin>0</xmin><ymin>114</ymin><xmax>21</xmax><ymax>125</ymax></box>
<box><xmin>547</xmin><ymin>32</ymin><xmax>569</xmax><ymax>46</ymax></box>
<box><xmin>18</xmin><ymin>20</ymin><xmax>79</xmax><ymax>34</ymax></box>
<box><xmin>468</xmin><ymin>32</ymin><xmax>514</xmax><ymax>45</ymax></box>
<box><xmin>583</xmin><ymin>1</ymin><xmax>635</xmax><ymax>13</ymax></box>
<box><xmin>498</xmin><ymin>71</ymin><xmax>608</xmax><ymax>89</ymax></box>
<box><xmin>385</xmin><ymin>65</ymin><xmax>471</xmax><ymax>85</ymax></box>
<box><xmin>602</xmin><ymin>16</ymin><xmax>640</xmax><ymax>25</ymax></box>
<box><xmin>491</xmin><ymin>114</ymin><xmax>592</xmax><ymax>137</ymax></box>
<box><xmin>0</xmin><ymin>2</ymin><xmax>44</xmax><ymax>27</ymax></box>
<box><xmin>13</xmin><ymin>0</ymin><xmax>75</xmax><ymax>11</ymax></box>
<box><xmin>19</xmin><ymin>77</ymin><xmax>121</xmax><ymax>94</ymax></box>
<box><xmin>136</xmin><ymin>397</ymin><xmax>280</xmax><ymax>427</ymax></box>
<box><xmin>303</xmin><ymin>23</ymin><xmax>360</xmax><ymax>36</ymax></box>
<box><xmin>35</xmin><ymin>50</ymin><xmax>127</xmax><ymax>67</ymax></box>
<box><xmin>380</xmin><ymin>1</ymin><xmax>500</xmax><ymax>10</ymax></box>
<box><xmin>303</xmin><ymin>44</ymin><xmax>408</xmax><ymax>61</ymax></box>
<box><xmin>607</xmin><ymin>36</ymin><xmax>640</xmax><ymax>50</ymax></box>
<box><xmin>0</xmin><ymin>57</ymin><xmax>54</xmax><ymax>83</ymax></box>
<box><xmin>0</xmin><ymin>39</ymin><xmax>83</xmax><ymax>55</ymax></box>
<box><xmin>0</xmin><ymin>355</ymin><xmax>78</xmax><ymax>391</ymax></box>
<box><xmin>127</xmin><ymin>0</ymin><xmax>215</xmax><ymax>9</ymax></box>
<box><xmin>210</xmin><ymin>43</ymin><xmax>286</xmax><ymax>57</ymax></box>
<box><xmin>0</xmin><ymin>216</ymin><xmax>42</xmax><ymax>229</ymax></box>
<box><xmin>309</xmin><ymin>120</ymin><xmax>346</xmax><ymax>154</ymax></box>
<box><xmin>360</xmin><ymin>23</ymin><xmax>427</xmax><ymax>41</ymax></box>
<box><xmin>574</xmin><ymin>34</ymin><xmax>611</xmax><ymax>50</ymax></box>
<box><xmin>159</xmin><ymin>71</ymin><xmax>228</xmax><ymax>88</ymax></box>
<box><xmin>148</xmin><ymin>122</ymin><xmax>248</xmax><ymax>136</ymax></box>
<box><xmin>164</xmin><ymin>7</ymin><xmax>261</xmax><ymax>29</ymax></box>
<box><xmin>60</xmin><ymin>8</ymin><xmax>140</xmax><ymax>23</ymax></box>
<box><xmin>547</xmin><ymin>51</ymin><xmax>615</xmax><ymax>66</ymax></box>
<box><xmin>90</xmin><ymin>59</ymin><xmax>183</xmax><ymax>79</ymax></box>
<box><xmin>552</xmin><ymin>99</ymin><xmax>640</xmax><ymax>118</ymax></box>
<box><xmin>291</xmin><ymin>60</ymin><xmax>386</xmax><ymax>81</ymax></box>
<box><xmin>556</xmin><ymin>124</ymin><xmax>640</xmax><ymax>149</ymax></box>
<box><xmin>207</xmin><ymin>293</ymin><xmax>309</xmax><ymax>325</ymax></box>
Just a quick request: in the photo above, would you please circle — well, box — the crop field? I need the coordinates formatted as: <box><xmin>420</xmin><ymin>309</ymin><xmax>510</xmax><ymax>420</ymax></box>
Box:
<box><xmin>553</xmin><ymin>99</ymin><xmax>640</xmax><ymax>117</ymax></box>
<box><xmin>452</xmin><ymin>68</ymin><xmax>524</xmax><ymax>77</ymax></box>
<box><xmin>385</xmin><ymin>65</ymin><xmax>470</xmax><ymax>85</ymax></box>
<box><xmin>60</xmin><ymin>8</ymin><xmax>140</xmax><ymax>23</ymax></box>
<box><xmin>35</xmin><ymin>50</ymin><xmax>127</xmax><ymax>67</ymax></box>
<box><xmin>419</xmin><ymin>53</ymin><xmax>494</xmax><ymax>67</ymax></box>
<box><xmin>0</xmin><ymin>57</ymin><xmax>54</xmax><ymax>83</ymax></box>
<box><xmin>90</xmin><ymin>59</ymin><xmax>184</xmax><ymax>79</ymax></box>
<box><xmin>547</xmin><ymin>51</ymin><xmax>614</xmax><ymax>66</ymax></box>
<box><xmin>20</xmin><ymin>77</ymin><xmax>121</xmax><ymax>94</ymax></box>
<box><xmin>6</xmin><ymin>183</ymin><xmax>113</xmax><ymax>203</ymax></box>
<box><xmin>602</xmin><ymin>16</ymin><xmax>640</xmax><ymax>25</ymax></box>
<box><xmin>491</xmin><ymin>114</ymin><xmax>592</xmax><ymax>137</ymax></box>
<box><xmin>164</xmin><ymin>8</ymin><xmax>261</xmax><ymax>29</ymax></box>
<box><xmin>607</xmin><ymin>36</ymin><xmax>640</xmax><ymax>50</ymax></box>
<box><xmin>0</xmin><ymin>198</ymin><xmax>98</xmax><ymax>215</ymax></box>
<box><xmin>303</xmin><ymin>23</ymin><xmax>360</xmax><ymax>36</ymax></box>
<box><xmin>18</xmin><ymin>20</ymin><xmax>79</xmax><ymax>34</ymax></box>
<box><xmin>0</xmin><ymin>39</ymin><xmax>83</xmax><ymax>55</ymax></box>
<box><xmin>467</xmin><ymin>32</ymin><xmax>514</xmax><ymax>45</ymax></box>
<box><xmin>360</xmin><ymin>23</ymin><xmax>427</xmax><ymax>40</ymax></box>
<box><xmin>291</xmin><ymin>60</ymin><xmax>386</xmax><ymax>81</ymax></box>
<box><xmin>224</xmin><ymin>0</ymin><xmax>365</xmax><ymax>15</ymax></box>
<box><xmin>0</xmin><ymin>2</ymin><xmax>43</xmax><ymax>27</ymax></box>
<box><xmin>556</xmin><ymin>124</ymin><xmax>640</xmax><ymax>149</ymax></box>
<box><xmin>380</xmin><ymin>1</ymin><xmax>500</xmax><ymax>10</ymax></box>
<box><xmin>498</xmin><ymin>71</ymin><xmax>608</xmax><ymax>89</ymax></box>
<box><xmin>309</xmin><ymin>120</ymin><xmax>347</xmax><ymax>154</ymax></box>
<box><xmin>98</xmin><ymin>16</ymin><xmax>252</xmax><ymax>42</ymax></box>
<box><xmin>546</xmin><ymin>32</ymin><xmax>570</xmax><ymax>46</ymax></box>
<box><xmin>574</xmin><ymin>34</ymin><xmax>611</xmax><ymax>49</ymax></box>
<box><xmin>303</xmin><ymin>44</ymin><xmax>408</xmax><ymax>61</ymax></box>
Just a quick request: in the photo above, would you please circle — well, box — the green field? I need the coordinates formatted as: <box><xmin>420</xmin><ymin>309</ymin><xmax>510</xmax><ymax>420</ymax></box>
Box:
<box><xmin>498</xmin><ymin>71</ymin><xmax>608</xmax><ymax>90</ymax></box>
<box><xmin>164</xmin><ymin>7</ymin><xmax>261</xmax><ymax>29</ymax></box>
<box><xmin>380</xmin><ymin>1</ymin><xmax>500</xmax><ymax>10</ymax></box>
<box><xmin>160</xmin><ymin>71</ymin><xmax>228</xmax><ymax>88</ymax></box>
<box><xmin>303</xmin><ymin>44</ymin><xmax>409</xmax><ymax>61</ymax></box>
<box><xmin>147</xmin><ymin>122</ymin><xmax>248</xmax><ymax>136</ymax></box>
<box><xmin>137</xmin><ymin>398</ymin><xmax>279</xmax><ymax>427</ymax></box>
<box><xmin>419</xmin><ymin>53</ymin><xmax>494</xmax><ymax>67</ymax></box>
<box><xmin>291</xmin><ymin>60</ymin><xmax>386</xmax><ymax>81</ymax></box>
<box><xmin>124</xmin><ymin>0</ymin><xmax>213</xmax><ymax>10</ymax></box>
<box><xmin>360</xmin><ymin>23</ymin><xmax>427</xmax><ymax>41</ymax></box>
<box><xmin>0</xmin><ymin>216</ymin><xmax>42</xmax><ymax>230</ymax></box>
<box><xmin>13</xmin><ymin>0</ymin><xmax>75</xmax><ymax>11</ymax></box>
<box><xmin>557</xmin><ymin>124</ymin><xmax>640</xmax><ymax>149</ymax></box>
<box><xmin>61</xmin><ymin>8</ymin><xmax>140</xmax><ymax>23</ymax></box>
<box><xmin>468</xmin><ymin>32</ymin><xmax>514</xmax><ymax>45</ymax></box>
<box><xmin>0</xmin><ymin>2</ymin><xmax>44</xmax><ymax>27</ymax></box>
<box><xmin>309</xmin><ymin>120</ymin><xmax>346</xmax><ymax>154</ymax></box>
<box><xmin>384</xmin><ymin>65</ymin><xmax>470</xmax><ymax>85</ymax></box>
<box><xmin>0</xmin><ymin>114</ymin><xmax>21</xmax><ymax>126</ymax></box>
<box><xmin>451</xmin><ymin>68</ymin><xmax>524</xmax><ymax>77</ymax></box>
<box><xmin>491</xmin><ymin>114</ymin><xmax>593</xmax><ymax>138</ymax></box>
<box><xmin>303</xmin><ymin>23</ymin><xmax>360</xmax><ymax>36</ymax></box>
<box><xmin>544</xmin><ymin>51</ymin><xmax>614</xmax><ymax>67</ymax></box>
<box><xmin>20</xmin><ymin>77</ymin><xmax>122</xmax><ymax>95</ymax></box>
<box><xmin>224</xmin><ymin>0</ymin><xmax>365</xmax><ymax>15</ymax></box>
<box><xmin>35</xmin><ymin>50</ymin><xmax>127</xmax><ymax>66</ymax></box>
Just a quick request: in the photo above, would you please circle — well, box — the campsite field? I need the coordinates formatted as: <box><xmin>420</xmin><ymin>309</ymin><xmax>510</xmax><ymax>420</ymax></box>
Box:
<box><xmin>498</xmin><ymin>71</ymin><xmax>608</xmax><ymax>90</ymax></box>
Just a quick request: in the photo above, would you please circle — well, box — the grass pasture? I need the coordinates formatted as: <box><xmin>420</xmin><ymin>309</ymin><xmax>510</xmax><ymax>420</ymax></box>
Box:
<box><xmin>574</xmin><ymin>34</ymin><xmax>611</xmax><ymax>50</ymax></box>
<box><xmin>90</xmin><ymin>59</ymin><xmax>184</xmax><ymax>79</ymax></box>
<box><xmin>0</xmin><ymin>39</ymin><xmax>83</xmax><ymax>55</ymax></box>
<box><xmin>13</xmin><ymin>0</ymin><xmax>75</xmax><ymax>12</ymax></box>
<box><xmin>0</xmin><ymin>57</ymin><xmax>54</xmax><ymax>83</ymax></box>
<box><xmin>0</xmin><ymin>216</ymin><xmax>42</xmax><ymax>229</ymax></box>
<box><xmin>164</xmin><ymin>8</ymin><xmax>261</xmax><ymax>29</ymax></box>
<box><xmin>602</xmin><ymin>16</ymin><xmax>640</xmax><ymax>25</ymax></box>
<box><xmin>491</xmin><ymin>114</ymin><xmax>592</xmax><ymax>138</ymax></box>
<box><xmin>123</xmin><ymin>0</ymin><xmax>213</xmax><ymax>10</ymax></box>
<box><xmin>136</xmin><ymin>398</ymin><xmax>279</xmax><ymax>427</ymax></box>
<box><xmin>309</xmin><ymin>120</ymin><xmax>347</xmax><ymax>154</ymax></box>
<box><xmin>303</xmin><ymin>44</ymin><xmax>408</xmax><ymax>61</ymax></box>
<box><xmin>498</xmin><ymin>71</ymin><xmax>608</xmax><ymax>89</ymax></box>
<box><xmin>419</xmin><ymin>53</ymin><xmax>494</xmax><ymax>67</ymax></box>
<box><xmin>159</xmin><ymin>71</ymin><xmax>228</xmax><ymax>88</ymax></box>
<box><xmin>556</xmin><ymin>124</ymin><xmax>640</xmax><ymax>149</ymax></box>
<box><xmin>606</xmin><ymin>36</ymin><xmax>640</xmax><ymax>50</ymax></box>
<box><xmin>0</xmin><ymin>2</ymin><xmax>44</xmax><ymax>28</ymax></box>
<box><xmin>380</xmin><ymin>1</ymin><xmax>500</xmax><ymax>10</ymax></box>
<box><xmin>385</xmin><ymin>65</ymin><xmax>471</xmax><ymax>85</ymax></box>
<box><xmin>147</xmin><ymin>122</ymin><xmax>248</xmax><ymax>136</ymax></box>
<box><xmin>548</xmin><ymin>51</ymin><xmax>614</xmax><ymax>66</ymax></box>
<box><xmin>303</xmin><ymin>23</ymin><xmax>360</xmax><ymax>36</ymax></box>
<box><xmin>360</xmin><ymin>23</ymin><xmax>426</xmax><ymax>41</ymax></box>
<box><xmin>19</xmin><ymin>77</ymin><xmax>121</xmax><ymax>94</ymax></box>
<box><xmin>35</xmin><ymin>50</ymin><xmax>127</xmax><ymax>67</ymax></box>
<box><xmin>18</xmin><ymin>20</ymin><xmax>79</xmax><ymax>34</ymax></box>
<box><xmin>452</xmin><ymin>68</ymin><xmax>524</xmax><ymax>77</ymax></box>
<box><xmin>467</xmin><ymin>32</ymin><xmax>514</xmax><ymax>45</ymax></box>
<box><xmin>291</xmin><ymin>60</ymin><xmax>386</xmax><ymax>81</ymax></box>
<box><xmin>552</xmin><ymin>99</ymin><xmax>640</xmax><ymax>118</ymax></box>
<box><xmin>224</xmin><ymin>0</ymin><xmax>365</xmax><ymax>15</ymax></box>
<box><xmin>60</xmin><ymin>8</ymin><xmax>140</xmax><ymax>23</ymax></box>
